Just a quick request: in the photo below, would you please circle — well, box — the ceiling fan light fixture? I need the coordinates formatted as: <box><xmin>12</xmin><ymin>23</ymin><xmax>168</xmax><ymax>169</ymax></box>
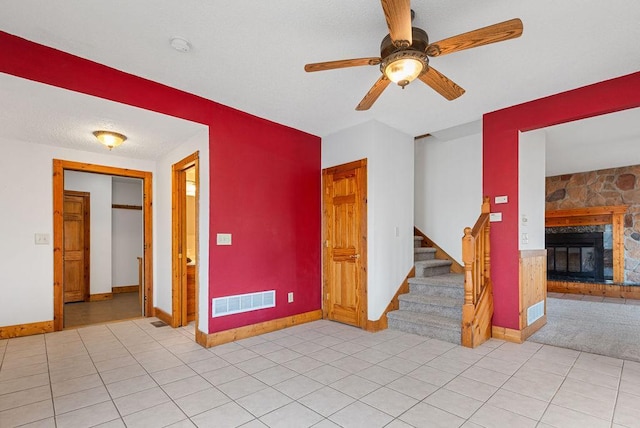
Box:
<box><xmin>381</xmin><ymin>50</ymin><xmax>427</xmax><ymax>88</ymax></box>
<box><xmin>93</xmin><ymin>130</ymin><xmax>126</xmax><ymax>150</ymax></box>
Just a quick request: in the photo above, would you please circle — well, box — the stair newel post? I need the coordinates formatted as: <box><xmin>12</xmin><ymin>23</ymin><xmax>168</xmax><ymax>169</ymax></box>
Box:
<box><xmin>461</xmin><ymin>227</ymin><xmax>475</xmax><ymax>347</ymax></box>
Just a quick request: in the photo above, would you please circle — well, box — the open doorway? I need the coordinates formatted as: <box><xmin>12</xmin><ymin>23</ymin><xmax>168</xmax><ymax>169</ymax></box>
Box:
<box><xmin>172</xmin><ymin>152</ymin><xmax>199</xmax><ymax>330</ymax></box>
<box><xmin>61</xmin><ymin>173</ymin><xmax>145</xmax><ymax>328</ymax></box>
<box><xmin>53</xmin><ymin>159</ymin><xmax>153</xmax><ymax>331</ymax></box>
<box><xmin>519</xmin><ymin>107</ymin><xmax>640</xmax><ymax>360</ymax></box>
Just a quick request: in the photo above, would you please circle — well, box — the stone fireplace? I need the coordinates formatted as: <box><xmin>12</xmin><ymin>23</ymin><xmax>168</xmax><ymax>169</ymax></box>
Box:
<box><xmin>546</xmin><ymin>166</ymin><xmax>640</xmax><ymax>283</ymax></box>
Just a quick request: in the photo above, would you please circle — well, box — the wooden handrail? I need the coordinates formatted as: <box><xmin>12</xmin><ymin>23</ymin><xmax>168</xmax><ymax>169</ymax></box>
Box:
<box><xmin>461</xmin><ymin>197</ymin><xmax>493</xmax><ymax>348</ymax></box>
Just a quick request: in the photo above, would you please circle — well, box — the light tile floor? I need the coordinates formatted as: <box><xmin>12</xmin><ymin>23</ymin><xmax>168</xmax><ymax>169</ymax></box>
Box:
<box><xmin>1</xmin><ymin>318</ymin><xmax>639</xmax><ymax>428</ymax></box>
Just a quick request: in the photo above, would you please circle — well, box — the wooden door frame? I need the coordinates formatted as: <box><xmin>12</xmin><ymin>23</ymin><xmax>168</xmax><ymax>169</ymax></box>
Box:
<box><xmin>172</xmin><ymin>152</ymin><xmax>199</xmax><ymax>328</ymax></box>
<box><xmin>322</xmin><ymin>158</ymin><xmax>368</xmax><ymax>328</ymax></box>
<box><xmin>53</xmin><ymin>159</ymin><xmax>153</xmax><ymax>331</ymax></box>
<box><xmin>63</xmin><ymin>190</ymin><xmax>91</xmax><ymax>302</ymax></box>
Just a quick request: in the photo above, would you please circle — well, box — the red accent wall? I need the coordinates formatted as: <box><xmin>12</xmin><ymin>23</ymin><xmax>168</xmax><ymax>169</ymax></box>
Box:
<box><xmin>0</xmin><ymin>31</ymin><xmax>322</xmax><ymax>333</ymax></box>
<box><xmin>484</xmin><ymin>71</ymin><xmax>640</xmax><ymax>329</ymax></box>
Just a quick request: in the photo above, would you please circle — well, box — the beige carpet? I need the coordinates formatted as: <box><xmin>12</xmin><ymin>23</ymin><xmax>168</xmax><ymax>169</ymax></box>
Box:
<box><xmin>528</xmin><ymin>297</ymin><xmax>640</xmax><ymax>362</ymax></box>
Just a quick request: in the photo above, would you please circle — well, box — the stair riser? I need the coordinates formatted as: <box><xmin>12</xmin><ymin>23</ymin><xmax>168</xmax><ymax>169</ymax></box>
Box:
<box><xmin>388</xmin><ymin>318</ymin><xmax>460</xmax><ymax>345</ymax></box>
<box><xmin>414</xmin><ymin>237</ymin><xmax>423</xmax><ymax>248</ymax></box>
<box><xmin>415</xmin><ymin>264</ymin><xmax>451</xmax><ymax>277</ymax></box>
<box><xmin>399</xmin><ymin>300</ymin><xmax>461</xmax><ymax>319</ymax></box>
<box><xmin>414</xmin><ymin>252</ymin><xmax>435</xmax><ymax>261</ymax></box>
<box><xmin>408</xmin><ymin>283</ymin><xmax>464</xmax><ymax>299</ymax></box>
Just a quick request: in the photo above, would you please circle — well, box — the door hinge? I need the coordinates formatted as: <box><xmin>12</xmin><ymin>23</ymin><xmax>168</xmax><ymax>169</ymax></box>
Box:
<box><xmin>324</xmin><ymin>240</ymin><xmax>329</xmax><ymax>248</ymax></box>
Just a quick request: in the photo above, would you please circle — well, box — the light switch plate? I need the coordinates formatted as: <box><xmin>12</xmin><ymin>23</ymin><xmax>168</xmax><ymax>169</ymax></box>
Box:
<box><xmin>34</xmin><ymin>233</ymin><xmax>50</xmax><ymax>245</ymax></box>
<box><xmin>495</xmin><ymin>196</ymin><xmax>508</xmax><ymax>204</ymax></box>
<box><xmin>216</xmin><ymin>233</ymin><xmax>232</xmax><ymax>245</ymax></box>
<box><xmin>287</xmin><ymin>292</ymin><xmax>294</xmax><ymax>303</ymax></box>
<box><xmin>489</xmin><ymin>212</ymin><xmax>503</xmax><ymax>222</ymax></box>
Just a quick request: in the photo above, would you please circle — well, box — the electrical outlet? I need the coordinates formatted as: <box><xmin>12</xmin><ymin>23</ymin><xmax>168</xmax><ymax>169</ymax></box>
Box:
<box><xmin>287</xmin><ymin>292</ymin><xmax>294</xmax><ymax>303</ymax></box>
<box><xmin>495</xmin><ymin>195</ymin><xmax>508</xmax><ymax>204</ymax></box>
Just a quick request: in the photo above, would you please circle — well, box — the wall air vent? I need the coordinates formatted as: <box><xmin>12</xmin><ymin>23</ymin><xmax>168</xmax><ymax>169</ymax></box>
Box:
<box><xmin>212</xmin><ymin>290</ymin><xmax>275</xmax><ymax>318</ymax></box>
<box><xmin>527</xmin><ymin>300</ymin><xmax>545</xmax><ymax>326</ymax></box>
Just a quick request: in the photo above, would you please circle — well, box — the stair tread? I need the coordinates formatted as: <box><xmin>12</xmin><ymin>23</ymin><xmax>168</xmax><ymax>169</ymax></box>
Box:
<box><xmin>408</xmin><ymin>273</ymin><xmax>464</xmax><ymax>287</ymax></box>
<box><xmin>414</xmin><ymin>247</ymin><xmax>436</xmax><ymax>253</ymax></box>
<box><xmin>387</xmin><ymin>310</ymin><xmax>461</xmax><ymax>330</ymax></box>
<box><xmin>399</xmin><ymin>293</ymin><xmax>461</xmax><ymax>308</ymax></box>
<box><xmin>414</xmin><ymin>259</ymin><xmax>452</xmax><ymax>267</ymax></box>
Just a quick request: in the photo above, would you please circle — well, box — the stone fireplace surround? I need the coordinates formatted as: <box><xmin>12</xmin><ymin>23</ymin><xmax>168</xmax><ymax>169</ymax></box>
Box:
<box><xmin>546</xmin><ymin>165</ymin><xmax>640</xmax><ymax>283</ymax></box>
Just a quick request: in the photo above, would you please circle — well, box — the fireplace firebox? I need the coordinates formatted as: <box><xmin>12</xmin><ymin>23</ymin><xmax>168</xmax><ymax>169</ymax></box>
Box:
<box><xmin>546</xmin><ymin>232</ymin><xmax>605</xmax><ymax>282</ymax></box>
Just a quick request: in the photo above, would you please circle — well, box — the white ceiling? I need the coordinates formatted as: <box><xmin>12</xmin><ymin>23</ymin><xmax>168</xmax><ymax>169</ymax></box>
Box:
<box><xmin>0</xmin><ymin>0</ymin><xmax>638</xmax><ymax>170</ymax></box>
<box><xmin>1</xmin><ymin>0</ymin><xmax>638</xmax><ymax>142</ymax></box>
<box><xmin>544</xmin><ymin>107</ymin><xmax>640</xmax><ymax>177</ymax></box>
<box><xmin>0</xmin><ymin>74</ymin><xmax>205</xmax><ymax>159</ymax></box>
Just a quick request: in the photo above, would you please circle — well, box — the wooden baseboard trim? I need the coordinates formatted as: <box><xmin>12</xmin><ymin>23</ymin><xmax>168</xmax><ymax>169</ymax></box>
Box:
<box><xmin>153</xmin><ymin>307</ymin><xmax>173</xmax><ymax>326</ymax></box>
<box><xmin>521</xmin><ymin>315</ymin><xmax>547</xmax><ymax>341</ymax></box>
<box><xmin>548</xmin><ymin>280</ymin><xmax>640</xmax><ymax>300</ymax></box>
<box><xmin>492</xmin><ymin>315</ymin><xmax>547</xmax><ymax>344</ymax></box>
<box><xmin>492</xmin><ymin>325</ymin><xmax>524</xmax><ymax>343</ymax></box>
<box><xmin>0</xmin><ymin>320</ymin><xmax>54</xmax><ymax>339</ymax></box>
<box><xmin>112</xmin><ymin>285</ymin><xmax>139</xmax><ymax>294</ymax></box>
<box><xmin>365</xmin><ymin>267</ymin><xmax>415</xmax><ymax>332</ymax></box>
<box><xmin>196</xmin><ymin>310</ymin><xmax>322</xmax><ymax>348</ymax></box>
<box><xmin>89</xmin><ymin>293</ymin><xmax>113</xmax><ymax>302</ymax></box>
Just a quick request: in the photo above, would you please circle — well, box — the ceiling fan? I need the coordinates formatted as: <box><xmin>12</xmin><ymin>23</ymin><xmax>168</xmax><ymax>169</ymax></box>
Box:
<box><xmin>304</xmin><ymin>0</ymin><xmax>523</xmax><ymax>110</ymax></box>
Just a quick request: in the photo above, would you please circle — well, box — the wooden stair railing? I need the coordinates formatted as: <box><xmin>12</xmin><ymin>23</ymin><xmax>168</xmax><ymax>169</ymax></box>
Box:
<box><xmin>461</xmin><ymin>197</ymin><xmax>493</xmax><ymax>348</ymax></box>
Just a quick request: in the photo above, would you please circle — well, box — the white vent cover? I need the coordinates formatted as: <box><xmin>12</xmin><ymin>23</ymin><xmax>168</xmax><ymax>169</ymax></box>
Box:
<box><xmin>212</xmin><ymin>290</ymin><xmax>275</xmax><ymax>317</ymax></box>
<box><xmin>527</xmin><ymin>300</ymin><xmax>545</xmax><ymax>326</ymax></box>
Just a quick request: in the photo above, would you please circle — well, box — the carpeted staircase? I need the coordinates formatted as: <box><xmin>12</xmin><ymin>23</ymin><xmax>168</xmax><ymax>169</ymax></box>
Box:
<box><xmin>387</xmin><ymin>236</ymin><xmax>464</xmax><ymax>344</ymax></box>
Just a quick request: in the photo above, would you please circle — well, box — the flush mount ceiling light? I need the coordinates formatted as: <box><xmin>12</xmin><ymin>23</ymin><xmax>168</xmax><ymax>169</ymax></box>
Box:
<box><xmin>93</xmin><ymin>130</ymin><xmax>127</xmax><ymax>150</ymax></box>
<box><xmin>170</xmin><ymin>37</ymin><xmax>191</xmax><ymax>53</ymax></box>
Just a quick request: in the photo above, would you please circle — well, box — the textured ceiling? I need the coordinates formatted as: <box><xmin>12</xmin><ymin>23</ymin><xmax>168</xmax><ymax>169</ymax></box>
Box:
<box><xmin>0</xmin><ymin>74</ymin><xmax>205</xmax><ymax>159</ymax></box>
<box><xmin>544</xmin><ymin>107</ymin><xmax>640</xmax><ymax>177</ymax></box>
<box><xmin>0</xmin><ymin>0</ymin><xmax>638</xmax><ymax>142</ymax></box>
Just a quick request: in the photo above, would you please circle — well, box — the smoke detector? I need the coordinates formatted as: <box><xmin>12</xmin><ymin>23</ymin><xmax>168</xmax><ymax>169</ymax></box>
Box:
<box><xmin>170</xmin><ymin>37</ymin><xmax>191</xmax><ymax>53</ymax></box>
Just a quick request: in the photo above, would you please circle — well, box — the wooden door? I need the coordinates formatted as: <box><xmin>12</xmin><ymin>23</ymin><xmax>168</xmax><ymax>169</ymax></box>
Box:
<box><xmin>172</xmin><ymin>153</ymin><xmax>199</xmax><ymax>327</ymax></box>
<box><xmin>63</xmin><ymin>192</ymin><xmax>90</xmax><ymax>303</ymax></box>
<box><xmin>323</xmin><ymin>159</ymin><xmax>367</xmax><ymax>327</ymax></box>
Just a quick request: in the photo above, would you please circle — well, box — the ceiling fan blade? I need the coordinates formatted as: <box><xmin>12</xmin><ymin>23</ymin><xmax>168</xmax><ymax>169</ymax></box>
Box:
<box><xmin>356</xmin><ymin>75</ymin><xmax>391</xmax><ymax>111</ymax></box>
<box><xmin>426</xmin><ymin>18</ymin><xmax>523</xmax><ymax>57</ymax></box>
<box><xmin>304</xmin><ymin>57</ymin><xmax>381</xmax><ymax>72</ymax></box>
<box><xmin>418</xmin><ymin>67</ymin><xmax>465</xmax><ymax>100</ymax></box>
<box><xmin>381</xmin><ymin>0</ymin><xmax>412</xmax><ymax>47</ymax></box>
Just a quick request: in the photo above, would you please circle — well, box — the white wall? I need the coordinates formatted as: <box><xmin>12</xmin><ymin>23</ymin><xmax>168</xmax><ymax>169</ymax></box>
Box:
<box><xmin>64</xmin><ymin>171</ymin><xmax>113</xmax><ymax>295</ymax></box>
<box><xmin>155</xmin><ymin>128</ymin><xmax>210</xmax><ymax>333</ymax></box>
<box><xmin>414</xmin><ymin>131</ymin><xmax>483</xmax><ymax>263</ymax></box>
<box><xmin>112</xmin><ymin>179</ymin><xmax>143</xmax><ymax>287</ymax></box>
<box><xmin>519</xmin><ymin>130</ymin><xmax>546</xmax><ymax>250</ymax></box>
<box><xmin>0</xmin><ymin>137</ymin><xmax>154</xmax><ymax>326</ymax></box>
<box><xmin>322</xmin><ymin>120</ymin><xmax>414</xmax><ymax>320</ymax></box>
